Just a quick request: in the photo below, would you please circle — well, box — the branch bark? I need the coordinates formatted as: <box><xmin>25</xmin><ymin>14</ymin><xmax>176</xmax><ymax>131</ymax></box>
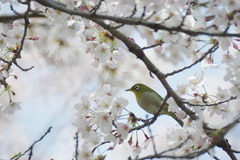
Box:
<box><xmin>35</xmin><ymin>0</ymin><xmax>240</xmax><ymax>38</ymax></box>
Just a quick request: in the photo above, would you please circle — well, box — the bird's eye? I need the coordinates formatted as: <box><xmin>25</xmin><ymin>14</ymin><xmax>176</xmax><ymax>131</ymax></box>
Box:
<box><xmin>134</xmin><ymin>85</ymin><xmax>140</xmax><ymax>91</ymax></box>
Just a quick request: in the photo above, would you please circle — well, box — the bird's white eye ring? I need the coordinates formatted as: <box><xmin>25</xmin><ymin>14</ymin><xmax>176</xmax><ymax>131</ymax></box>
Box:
<box><xmin>134</xmin><ymin>85</ymin><xmax>139</xmax><ymax>90</ymax></box>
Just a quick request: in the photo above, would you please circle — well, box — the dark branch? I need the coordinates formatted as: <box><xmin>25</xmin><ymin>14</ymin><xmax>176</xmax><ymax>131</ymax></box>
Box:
<box><xmin>90</xmin><ymin>0</ymin><xmax>105</xmax><ymax>14</ymax></box>
<box><xmin>141</xmin><ymin>40</ymin><xmax>163</xmax><ymax>50</ymax></box>
<box><xmin>10</xmin><ymin>126</ymin><xmax>53</xmax><ymax>160</ymax></box>
<box><xmin>0</xmin><ymin>13</ymin><xmax>45</xmax><ymax>23</ymax></box>
<box><xmin>35</xmin><ymin>0</ymin><xmax>240</xmax><ymax>38</ymax></box>
<box><xmin>165</xmin><ymin>42</ymin><xmax>219</xmax><ymax>77</ymax></box>
<box><xmin>73</xmin><ymin>131</ymin><xmax>79</xmax><ymax>160</ymax></box>
<box><xmin>185</xmin><ymin>96</ymin><xmax>237</xmax><ymax>107</ymax></box>
<box><xmin>158</xmin><ymin>137</ymin><xmax>190</xmax><ymax>155</ymax></box>
<box><xmin>177</xmin><ymin>3</ymin><xmax>192</xmax><ymax>29</ymax></box>
<box><xmin>231</xmin><ymin>149</ymin><xmax>240</xmax><ymax>154</ymax></box>
<box><xmin>13</xmin><ymin>61</ymin><xmax>34</xmax><ymax>71</ymax></box>
<box><xmin>135</xmin><ymin>115</ymin><xmax>240</xmax><ymax>160</ymax></box>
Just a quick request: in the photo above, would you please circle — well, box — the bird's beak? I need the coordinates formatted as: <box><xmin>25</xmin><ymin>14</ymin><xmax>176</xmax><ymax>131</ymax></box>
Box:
<box><xmin>126</xmin><ymin>88</ymin><xmax>131</xmax><ymax>91</ymax></box>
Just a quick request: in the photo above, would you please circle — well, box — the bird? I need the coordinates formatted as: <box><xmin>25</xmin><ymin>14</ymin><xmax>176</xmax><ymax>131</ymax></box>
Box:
<box><xmin>126</xmin><ymin>83</ymin><xmax>184</xmax><ymax>127</ymax></box>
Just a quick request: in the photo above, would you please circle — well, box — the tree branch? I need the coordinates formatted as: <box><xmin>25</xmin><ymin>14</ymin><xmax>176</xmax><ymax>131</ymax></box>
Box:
<box><xmin>185</xmin><ymin>96</ymin><xmax>237</xmax><ymax>107</ymax></box>
<box><xmin>73</xmin><ymin>131</ymin><xmax>79</xmax><ymax>160</ymax></box>
<box><xmin>165</xmin><ymin>42</ymin><xmax>219</xmax><ymax>77</ymax></box>
<box><xmin>35</xmin><ymin>0</ymin><xmax>240</xmax><ymax>38</ymax></box>
<box><xmin>10</xmin><ymin>126</ymin><xmax>53</xmax><ymax>160</ymax></box>
<box><xmin>135</xmin><ymin>114</ymin><xmax>240</xmax><ymax>160</ymax></box>
<box><xmin>0</xmin><ymin>13</ymin><xmax>45</xmax><ymax>23</ymax></box>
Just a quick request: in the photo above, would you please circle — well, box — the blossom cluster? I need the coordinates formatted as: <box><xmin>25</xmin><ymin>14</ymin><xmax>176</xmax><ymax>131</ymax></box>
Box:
<box><xmin>0</xmin><ymin>21</ymin><xmax>31</xmax><ymax>115</ymax></box>
<box><xmin>73</xmin><ymin>84</ymin><xmax>130</xmax><ymax>159</ymax></box>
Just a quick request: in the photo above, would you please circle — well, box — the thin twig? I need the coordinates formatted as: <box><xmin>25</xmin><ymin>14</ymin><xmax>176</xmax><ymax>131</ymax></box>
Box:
<box><xmin>146</xmin><ymin>115</ymin><xmax>157</xmax><ymax>155</ymax></box>
<box><xmin>90</xmin><ymin>0</ymin><xmax>104</xmax><ymax>14</ymax></box>
<box><xmin>177</xmin><ymin>3</ymin><xmax>192</xmax><ymax>28</ymax></box>
<box><xmin>185</xmin><ymin>96</ymin><xmax>237</xmax><ymax>107</ymax></box>
<box><xmin>142</xmin><ymin>40</ymin><xmax>163</xmax><ymax>50</ymax></box>
<box><xmin>92</xmin><ymin>141</ymin><xmax>110</xmax><ymax>153</ymax></box>
<box><xmin>13</xmin><ymin>61</ymin><xmax>34</xmax><ymax>71</ymax></box>
<box><xmin>11</xmin><ymin>126</ymin><xmax>53</xmax><ymax>160</ymax></box>
<box><xmin>73</xmin><ymin>131</ymin><xmax>79</xmax><ymax>160</ymax></box>
<box><xmin>158</xmin><ymin>137</ymin><xmax>190</xmax><ymax>155</ymax></box>
<box><xmin>165</xmin><ymin>42</ymin><xmax>219</xmax><ymax>77</ymax></box>
<box><xmin>144</xmin><ymin>11</ymin><xmax>156</xmax><ymax>21</ymax></box>
<box><xmin>230</xmin><ymin>149</ymin><xmax>240</xmax><ymax>153</ymax></box>
<box><xmin>212</xmin><ymin>155</ymin><xmax>221</xmax><ymax>160</ymax></box>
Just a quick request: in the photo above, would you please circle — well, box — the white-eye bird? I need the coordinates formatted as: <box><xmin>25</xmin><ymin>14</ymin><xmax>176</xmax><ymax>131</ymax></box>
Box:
<box><xmin>126</xmin><ymin>83</ymin><xmax>183</xmax><ymax>127</ymax></box>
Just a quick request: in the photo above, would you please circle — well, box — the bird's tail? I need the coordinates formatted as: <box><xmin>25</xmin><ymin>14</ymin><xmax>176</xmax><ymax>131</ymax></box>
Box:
<box><xmin>167</xmin><ymin>112</ymin><xmax>184</xmax><ymax>127</ymax></box>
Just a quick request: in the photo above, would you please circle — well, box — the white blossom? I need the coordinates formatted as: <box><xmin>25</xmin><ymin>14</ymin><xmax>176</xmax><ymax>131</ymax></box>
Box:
<box><xmin>176</xmin><ymin>83</ymin><xmax>188</xmax><ymax>96</ymax></box>
<box><xmin>222</xmin><ymin>53</ymin><xmax>233</xmax><ymax>64</ymax></box>
<box><xmin>3</xmin><ymin>102</ymin><xmax>21</xmax><ymax>115</ymax></box>
<box><xmin>73</xmin><ymin>118</ymin><xmax>93</xmax><ymax>138</ymax></box>
<box><xmin>132</xmin><ymin>143</ymin><xmax>142</xmax><ymax>156</ymax></box>
<box><xmin>111</xmin><ymin>97</ymin><xmax>128</xmax><ymax>118</ymax></box>
<box><xmin>103</xmin><ymin>84</ymin><xmax>117</xmax><ymax>97</ymax></box>
<box><xmin>94</xmin><ymin>111</ymin><xmax>112</xmax><ymax>134</ymax></box>
<box><xmin>175</xmin><ymin>110</ymin><xmax>187</xmax><ymax>120</ymax></box>
<box><xmin>94</xmin><ymin>43</ymin><xmax>111</xmax><ymax>63</ymax></box>
<box><xmin>188</xmin><ymin>72</ymin><xmax>204</xmax><ymax>90</ymax></box>
<box><xmin>74</xmin><ymin>95</ymin><xmax>91</xmax><ymax>115</ymax></box>
<box><xmin>77</xmin><ymin>147</ymin><xmax>93</xmax><ymax>160</ymax></box>
<box><xmin>216</xmin><ymin>87</ymin><xmax>230</xmax><ymax>100</ymax></box>
<box><xmin>115</xmin><ymin>122</ymin><xmax>129</xmax><ymax>139</ymax></box>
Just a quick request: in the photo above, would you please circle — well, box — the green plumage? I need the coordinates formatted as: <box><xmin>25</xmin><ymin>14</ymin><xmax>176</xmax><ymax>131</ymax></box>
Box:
<box><xmin>126</xmin><ymin>83</ymin><xmax>183</xmax><ymax>127</ymax></box>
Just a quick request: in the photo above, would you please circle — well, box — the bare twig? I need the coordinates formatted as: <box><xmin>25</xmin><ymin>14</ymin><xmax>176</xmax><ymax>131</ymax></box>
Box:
<box><xmin>10</xmin><ymin>5</ymin><xmax>22</xmax><ymax>16</ymax></box>
<box><xmin>144</xmin><ymin>11</ymin><xmax>156</xmax><ymax>21</ymax></box>
<box><xmin>10</xmin><ymin>126</ymin><xmax>53</xmax><ymax>160</ymax></box>
<box><xmin>185</xmin><ymin>96</ymin><xmax>237</xmax><ymax>107</ymax></box>
<box><xmin>92</xmin><ymin>141</ymin><xmax>110</xmax><ymax>153</ymax></box>
<box><xmin>141</xmin><ymin>40</ymin><xmax>163</xmax><ymax>50</ymax></box>
<box><xmin>158</xmin><ymin>137</ymin><xmax>190</xmax><ymax>156</ymax></box>
<box><xmin>230</xmin><ymin>149</ymin><xmax>240</xmax><ymax>154</ymax></box>
<box><xmin>177</xmin><ymin>3</ymin><xmax>192</xmax><ymax>29</ymax></box>
<box><xmin>13</xmin><ymin>61</ymin><xmax>34</xmax><ymax>71</ymax></box>
<box><xmin>165</xmin><ymin>42</ymin><xmax>219</xmax><ymax>77</ymax></box>
<box><xmin>73</xmin><ymin>131</ymin><xmax>79</xmax><ymax>160</ymax></box>
<box><xmin>146</xmin><ymin>115</ymin><xmax>157</xmax><ymax>155</ymax></box>
<box><xmin>212</xmin><ymin>155</ymin><xmax>221</xmax><ymax>160</ymax></box>
<box><xmin>90</xmin><ymin>0</ymin><xmax>104</xmax><ymax>14</ymax></box>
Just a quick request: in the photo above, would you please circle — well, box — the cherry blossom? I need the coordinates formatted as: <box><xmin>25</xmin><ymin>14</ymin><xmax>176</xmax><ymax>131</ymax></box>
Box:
<box><xmin>115</xmin><ymin>122</ymin><xmax>130</xmax><ymax>139</ymax></box>
<box><xmin>74</xmin><ymin>95</ymin><xmax>91</xmax><ymax>115</ymax></box>
<box><xmin>3</xmin><ymin>102</ymin><xmax>21</xmax><ymax>115</ymax></box>
<box><xmin>188</xmin><ymin>72</ymin><xmax>204</xmax><ymax>90</ymax></box>
<box><xmin>77</xmin><ymin>147</ymin><xmax>93</xmax><ymax>160</ymax></box>
<box><xmin>111</xmin><ymin>97</ymin><xmax>128</xmax><ymax>118</ymax></box>
<box><xmin>94</xmin><ymin>111</ymin><xmax>113</xmax><ymax>134</ymax></box>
